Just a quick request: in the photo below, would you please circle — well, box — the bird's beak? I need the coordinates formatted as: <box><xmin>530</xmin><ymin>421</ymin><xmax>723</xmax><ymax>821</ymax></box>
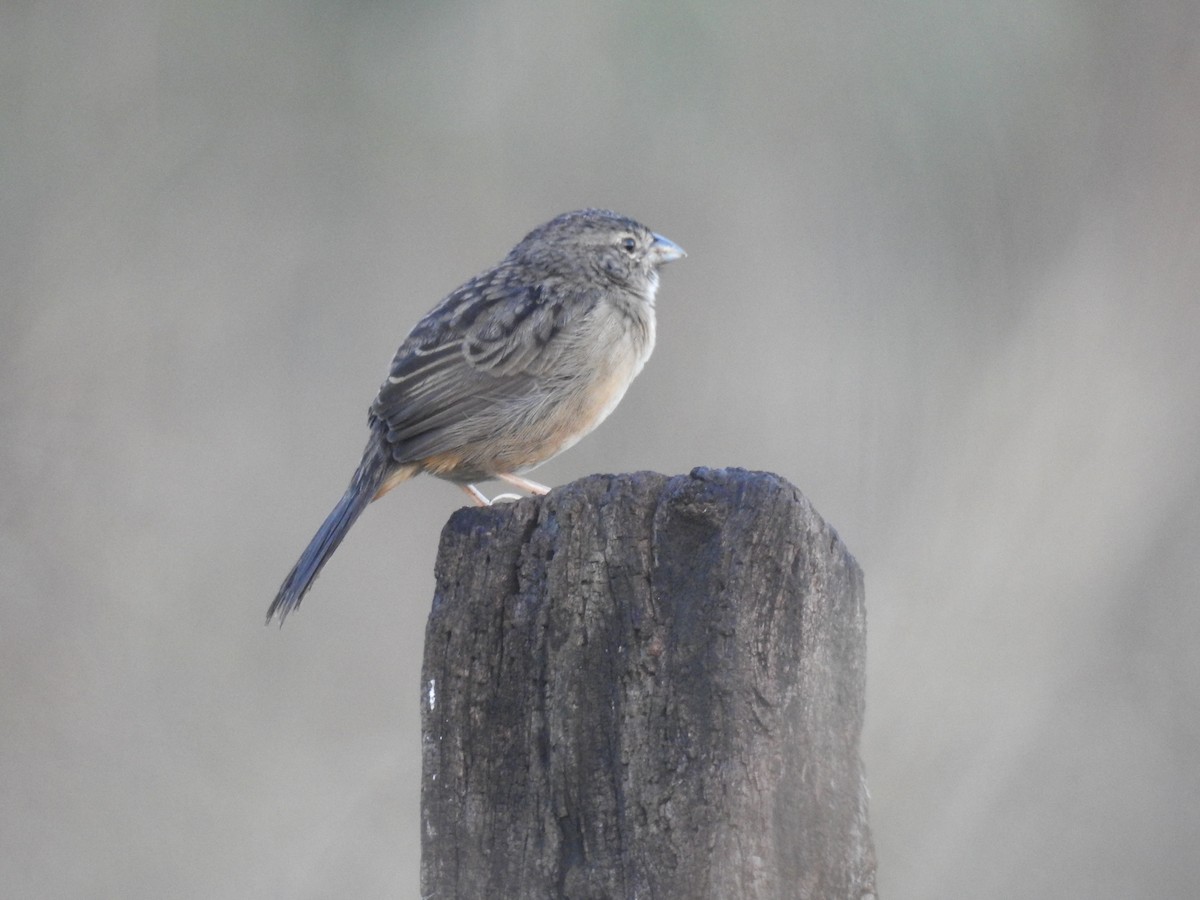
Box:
<box><xmin>649</xmin><ymin>233</ymin><xmax>686</xmax><ymax>264</ymax></box>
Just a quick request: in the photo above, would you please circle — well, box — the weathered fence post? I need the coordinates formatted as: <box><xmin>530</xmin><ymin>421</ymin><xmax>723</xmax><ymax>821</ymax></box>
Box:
<box><xmin>421</xmin><ymin>468</ymin><xmax>876</xmax><ymax>899</ymax></box>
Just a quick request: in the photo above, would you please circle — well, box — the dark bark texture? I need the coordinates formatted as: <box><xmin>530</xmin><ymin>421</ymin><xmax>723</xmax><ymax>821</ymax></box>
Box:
<box><xmin>421</xmin><ymin>468</ymin><xmax>876</xmax><ymax>899</ymax></box>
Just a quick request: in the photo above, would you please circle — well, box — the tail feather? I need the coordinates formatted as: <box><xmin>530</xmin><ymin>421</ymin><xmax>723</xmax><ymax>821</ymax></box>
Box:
<box><xmin>267</xmin><ymin>445</ymin><xmax>394</xmax><ymax>625</ymax></box>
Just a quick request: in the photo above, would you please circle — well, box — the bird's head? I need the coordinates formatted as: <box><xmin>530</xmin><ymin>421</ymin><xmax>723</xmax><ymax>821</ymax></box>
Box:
<box><xmin>512</xmin><ymin>209</ymin><xmax>685</xmax><ymax>297</ymax></box>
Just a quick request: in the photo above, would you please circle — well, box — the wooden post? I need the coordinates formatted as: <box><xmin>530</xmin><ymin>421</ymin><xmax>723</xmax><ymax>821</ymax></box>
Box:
<box><xmin>421</xmin><ymin>468</ymin><xmax>876</xmax><ymax>899</ymax></box>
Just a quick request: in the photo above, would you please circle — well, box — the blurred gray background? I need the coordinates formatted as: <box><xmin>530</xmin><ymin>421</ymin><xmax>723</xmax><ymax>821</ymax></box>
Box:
<box><xmin>5</xmin><ymin>1</ymin><xmax>1199</xmax><ymax>897</ymax></box>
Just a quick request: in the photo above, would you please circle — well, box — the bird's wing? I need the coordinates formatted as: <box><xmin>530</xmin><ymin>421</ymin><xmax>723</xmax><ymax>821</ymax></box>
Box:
<box><xmin>370</xmin><ymin>274</ymin><xmax>592</xmax><ymax>462</ymax></box>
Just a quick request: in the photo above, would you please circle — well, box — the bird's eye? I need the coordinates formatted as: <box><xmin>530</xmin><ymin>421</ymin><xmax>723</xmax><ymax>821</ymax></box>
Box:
<box><xmin>620</xmin><ymin>237</ymin><xmax>637</xmax><ymax>254</ymax></box>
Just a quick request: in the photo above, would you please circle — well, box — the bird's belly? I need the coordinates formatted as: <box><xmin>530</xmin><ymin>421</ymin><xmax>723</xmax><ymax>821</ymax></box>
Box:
<box><xmin>535</xmin><ymin>360</ymin><xmax>639</xmax><ymax>461</ymax></box>
<box><xmin>423</xmin><ymin>341</ymin><xmax>648</xmax><ymax>483</ymax></box>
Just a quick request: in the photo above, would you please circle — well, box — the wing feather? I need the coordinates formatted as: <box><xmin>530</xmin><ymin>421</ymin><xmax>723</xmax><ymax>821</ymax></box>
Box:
<box><xmin>369</xmin><ymin>270</ymin><xmax>595</xmax><ymax>464</ymax></box>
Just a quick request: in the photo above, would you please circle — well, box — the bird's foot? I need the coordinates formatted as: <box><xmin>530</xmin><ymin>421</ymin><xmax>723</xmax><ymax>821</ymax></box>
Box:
<box><xmin>461</xmin><ymin>474</ymin><xmax>551</xmax><ymax>506</ymax></box>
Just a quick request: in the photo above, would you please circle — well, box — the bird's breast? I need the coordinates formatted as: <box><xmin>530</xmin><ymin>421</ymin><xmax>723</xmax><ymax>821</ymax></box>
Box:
<box><xmin>528</xmin><ymin>299</ymin><xmax>655</xmax><ymax>462</ymax></box>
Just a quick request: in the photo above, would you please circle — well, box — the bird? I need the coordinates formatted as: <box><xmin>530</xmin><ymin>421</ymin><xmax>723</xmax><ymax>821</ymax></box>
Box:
<box><xmin>267</xmin><ymin>209</ymin><xmax>685</xmax><ymax>624</ymax></box>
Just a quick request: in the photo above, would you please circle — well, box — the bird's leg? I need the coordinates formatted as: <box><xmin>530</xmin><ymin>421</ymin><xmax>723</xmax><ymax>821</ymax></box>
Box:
<box><xmin>497</xmin><ymin>473</ymin><xmax>551</xmax><ymax>495</ymax></box>
<box><xmin>461</xmin><ymin>475</ymin><xmax>550</xmax><ymax>507</ymax></box>
<box><xmin>461</xmin><ymin>484</ymin><xmax>492</xmax><ymax>506</ymax></box>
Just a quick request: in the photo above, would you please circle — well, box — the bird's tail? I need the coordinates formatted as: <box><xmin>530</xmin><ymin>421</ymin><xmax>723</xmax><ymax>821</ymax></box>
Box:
<box><xmin>267</xmin><ymin>442</ymin><xmax>409</xmax><ymax>625</ymax></box>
